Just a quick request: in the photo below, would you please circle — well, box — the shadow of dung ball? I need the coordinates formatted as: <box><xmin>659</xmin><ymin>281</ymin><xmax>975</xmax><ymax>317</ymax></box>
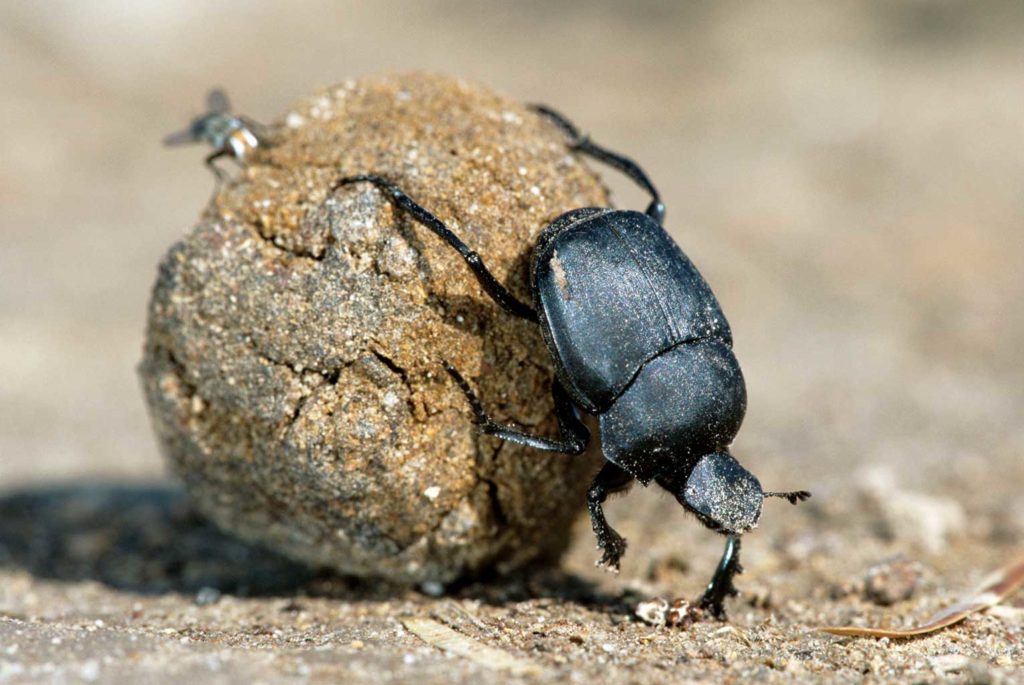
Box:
<box><xmin>140</xmin><ymin>73</ymin><xmax>608</xmax><ymax>584</ymax></box>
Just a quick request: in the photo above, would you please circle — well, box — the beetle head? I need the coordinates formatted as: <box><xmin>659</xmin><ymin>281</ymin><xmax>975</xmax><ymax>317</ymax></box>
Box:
<box><xmin>677</xmin><ymin>452</ymin><xmax>763</xmax><ymax>535</ymax></box>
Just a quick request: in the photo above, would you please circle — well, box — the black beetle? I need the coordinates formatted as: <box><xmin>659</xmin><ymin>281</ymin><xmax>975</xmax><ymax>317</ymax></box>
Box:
<box><xmin>332</xmin><ymin>105</ymin><xmax>809</xmax><ymax>619</ymax></box>
<box><xmin>164</xmin><ymin>89</ymin><xmax>267</xmax><ymax>180</ymax></box>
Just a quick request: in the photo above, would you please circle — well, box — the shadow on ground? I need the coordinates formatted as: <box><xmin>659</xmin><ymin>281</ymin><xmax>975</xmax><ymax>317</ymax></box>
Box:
<box><xmin>0</xmin><ymin>482</ymin><xmax>627</xmax><ymax>611</ymax></box>
<box><xmin>0</xmin><ymin>483</ymin><xmax>316</xmax><ymax>596</ymax></box>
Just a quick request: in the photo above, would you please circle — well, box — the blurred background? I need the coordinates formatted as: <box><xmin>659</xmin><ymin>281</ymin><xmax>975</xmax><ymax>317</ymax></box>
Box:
<box><xmin>2</xmin><ymin>0</ymin><xmax>1023</xmax><ymax>588</ymax></box>
<box><xmin>3</xmin><ymin>2</ymin><xmax>1024</xmax><ymax>681</ymax></box>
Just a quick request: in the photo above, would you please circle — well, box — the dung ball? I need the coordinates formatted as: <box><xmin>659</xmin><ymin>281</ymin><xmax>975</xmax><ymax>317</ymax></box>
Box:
<box><xmin>140</xmin><ymin>72</ymin><xmax>608</xmax><ymax>584</ymax></box>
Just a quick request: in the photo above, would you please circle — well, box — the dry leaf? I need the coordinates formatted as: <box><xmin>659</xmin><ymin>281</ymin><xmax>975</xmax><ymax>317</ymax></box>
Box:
<box><xmin>821</xmin><ymin>554</ymin><xmax>1024</xmax><ymax>638</ymax></box>
<box><xmin>403</xmin><ymin>617</ymin><xmax>543</xmax><ymax>676</ymax></box>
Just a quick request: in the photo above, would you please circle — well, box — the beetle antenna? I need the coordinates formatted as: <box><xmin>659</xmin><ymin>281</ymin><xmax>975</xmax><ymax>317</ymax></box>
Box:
<box><xmin>764</xmin><ymin>490</ymin><xmax>811</xmax><ymax>505</ymax></box>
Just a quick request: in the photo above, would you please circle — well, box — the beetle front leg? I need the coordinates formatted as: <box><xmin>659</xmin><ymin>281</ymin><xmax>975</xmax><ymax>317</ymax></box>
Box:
<box><xmin>699</xmin><ymin>535</ymin><xmax>743</xmax><ymax>620</ymax></box>
<box><xmin>587</xmin><ymin>462</ymin><xmax>634</xmax><ymax>572</ymax></box>
<box><xmin>444</xmin><ymin>363</ymin><xmax>589</xmax><ymax>454</ymax></box>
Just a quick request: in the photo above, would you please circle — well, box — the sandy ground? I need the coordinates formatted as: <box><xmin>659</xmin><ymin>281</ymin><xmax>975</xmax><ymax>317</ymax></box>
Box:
<box><xmin>2</xmin><ymin>2</ymin><xmax>1023</xmax><ymax>683</ymax></box>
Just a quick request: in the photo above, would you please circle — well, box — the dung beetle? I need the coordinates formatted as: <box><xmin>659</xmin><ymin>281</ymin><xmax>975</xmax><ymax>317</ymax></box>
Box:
<box><xmin>332</xmin><ymin>105</ymin><xmax>809</xmax><ymax>619</ymax></box>
<box><xmin>164</xmin><ymin>89</ymin><xmax>266</xmax><ymax>180</ymax></box>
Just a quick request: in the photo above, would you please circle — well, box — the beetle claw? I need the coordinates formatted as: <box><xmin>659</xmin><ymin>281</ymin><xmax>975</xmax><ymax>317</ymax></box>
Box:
<box><xmin>595</xmin><ymin>535</ymin><xmax>627</xmax><ymax>573</ymax></box>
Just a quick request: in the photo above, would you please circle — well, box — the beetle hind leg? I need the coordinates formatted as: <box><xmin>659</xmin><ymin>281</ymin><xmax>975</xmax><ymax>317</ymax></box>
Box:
<box><xmin>699</xmin><ymin>535</ymin><xmax>743</xmax><ymax>620</ymax></box>
<box><xmin>587</xmin><ymin>462</ymin><xmax>634</xmax><ymax>572</ymax></box>
<box><xmin>443</xmin><ymin>363</ymin><xmax>589</xmax><ymax>455</ymax></box>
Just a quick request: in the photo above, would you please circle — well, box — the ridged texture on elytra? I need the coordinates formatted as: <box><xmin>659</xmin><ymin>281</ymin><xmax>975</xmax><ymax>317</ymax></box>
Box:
<box><xmin>534</xmin><ymin>209</ymin><xmax>732</xmax><ymax>414</ymax></box>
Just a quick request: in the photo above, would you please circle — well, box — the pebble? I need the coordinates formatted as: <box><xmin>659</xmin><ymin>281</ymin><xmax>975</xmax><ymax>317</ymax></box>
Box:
<box><xmin>863</xmin><ymin>556</ymin><xmax>924</xmax><ymax>605</ymax></box>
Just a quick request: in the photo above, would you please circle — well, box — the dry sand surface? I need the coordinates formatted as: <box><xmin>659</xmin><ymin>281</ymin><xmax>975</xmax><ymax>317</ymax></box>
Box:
<box><xmin>2</xmin><ymin>2</ymin><xmax>1023</xmax><ymax>683</ymax></box>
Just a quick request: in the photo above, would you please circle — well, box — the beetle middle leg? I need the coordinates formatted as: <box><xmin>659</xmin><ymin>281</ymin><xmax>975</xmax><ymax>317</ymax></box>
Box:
<box><xmin>699</xmin><ymin>535</ymin><xmax>743</xmax><ymax>620</ymax></box>
<box><xmin>333</xmin><ymin>175</ymin><xmax>538</xmax><ymax>322</ymax></box>
<box><xmin>587</xmin><ymin>462</ymin><xmax>634</xmax><ymax>572</ymax></box>
<box><xmin>530</xmin><ymin>104</ymin><xmax>666</xmax><ymax>224</ymax></box>
<box><xmin>444</xmin><ymin>363</ymin><xmax>589</xmax><ymax>454</ymax></box>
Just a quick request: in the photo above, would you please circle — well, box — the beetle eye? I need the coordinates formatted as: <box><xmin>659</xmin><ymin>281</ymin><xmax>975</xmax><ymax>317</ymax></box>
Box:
<box><xmin>682</xmin><ymin>452</ymin><xmax>763</xmax><ymax>534</ymax></box>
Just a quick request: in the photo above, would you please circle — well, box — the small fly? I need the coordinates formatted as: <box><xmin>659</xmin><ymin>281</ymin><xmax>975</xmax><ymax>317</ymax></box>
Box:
<box><xmin>164</xmin><ymin>89</ymin><xmax>267</xmax><ymax>180</ymax></box>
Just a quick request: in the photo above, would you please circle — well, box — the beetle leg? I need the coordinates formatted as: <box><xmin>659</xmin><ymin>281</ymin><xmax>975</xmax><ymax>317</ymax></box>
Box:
<box><xmin>699</xmin><ymin>535</ymin><xmax>743</xmax><ymax>620</ymax></box>
<box><xmin>333</xmin><ymin>175</ymin><xmax>538</xmax><ymax>323</ymax></box>
<box><xmin>550</xmin><ymin>378</ymin><xmax>592</xmax><ymax>451</ymax></box>
<box><xmin>443</xmin><ymin>362</ymin><xmax>589</xmax><ymax>454</ymax></box>
<box><xmin>530</xmin><ymin>104</ymin><xmax>666</xmax><ymax>224</ymax></box>
<box><xmin>587</xmin><ymin>462</ymin><xmax>634</xmax><ymax>572</ymax></box>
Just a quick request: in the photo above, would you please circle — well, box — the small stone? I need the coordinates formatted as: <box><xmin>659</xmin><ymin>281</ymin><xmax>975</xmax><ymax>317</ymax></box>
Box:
<box><xmin>862</xmin><ymin>555</ymin><xmax>924</xmax><ymax>606</ymax></box>
<box><xmin>140</xmin><ymin>73</ymin><xmax>607</xmax><ymax>584</ymax></box>
<box><xmin>667</xmin><ymin>599</ymin><xmax>699</xmax><ymax>629</ymax></box>
<box><xmin>931</xmin><ymin>655</ymin><xmax>999</xmax><ymax>684</ymax></box>
<box><xmin>195</xmin><ymin>586</ymin><xmax>222</xmax><ymax>606</ymax></box>
<box><xmin>635</xmin><ymin>598</ymin><xmax>669</xmax><ymax>626</ymax></box>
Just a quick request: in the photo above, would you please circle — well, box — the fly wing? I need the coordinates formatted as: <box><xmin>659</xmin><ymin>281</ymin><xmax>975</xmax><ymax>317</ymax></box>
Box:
<box><xmin>207</xmin><ymin>88</ymin><xmax>230</xmax><ymax>113</ymax></box>
<box><xmin>163</xmin><ymin>127</ymin><xmax>198</xmax><ymax>146</ymax></box>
